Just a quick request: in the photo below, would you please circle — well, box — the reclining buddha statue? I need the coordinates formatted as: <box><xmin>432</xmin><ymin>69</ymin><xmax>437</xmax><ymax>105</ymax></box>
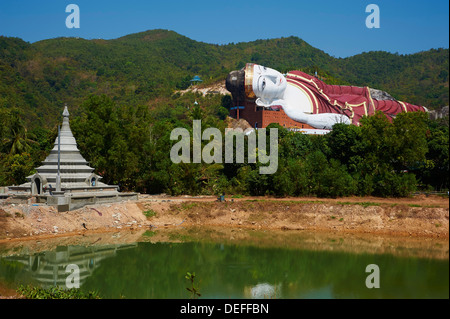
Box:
<box><xmin>226</xmin><ymin>63</ymin><xmax>427</xmax><ymax>129</ymax></box>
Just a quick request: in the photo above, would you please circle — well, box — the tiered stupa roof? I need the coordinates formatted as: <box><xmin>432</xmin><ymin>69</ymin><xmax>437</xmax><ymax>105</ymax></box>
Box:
<box><xmin>9</xmin><ymin>105</ymin><xmax>116</xmax><ymax>195</ymax></box>
<box><xmin>34</xmin><ymin>105</ymin><xmax>104</xmax><ymax>188</ymax></box>
<box><xmin>7</xmin><ymin>105</ymin><xmax>138</xmax><ymax>211</ymax></box>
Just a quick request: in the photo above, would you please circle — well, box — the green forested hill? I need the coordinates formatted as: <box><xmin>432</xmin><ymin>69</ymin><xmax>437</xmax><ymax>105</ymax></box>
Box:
<box><xmin>334</xmin><ymin>49</ymin><xmax>449</xmax><ymax>108</ymax></box>
<box><xmin>0</xmin><ymin>30</ymin><xmax>448</xmax><ymax>194</ymax></box>
<box><xmin>0</xmin><ymin>29</ymin><xmax>448</xmax><ymax>128</ymax></box>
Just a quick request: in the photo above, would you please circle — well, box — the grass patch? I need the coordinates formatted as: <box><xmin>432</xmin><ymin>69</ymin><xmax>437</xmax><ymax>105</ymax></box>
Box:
<box><xmin>180</xmin><ymin>202</ymin><xmax>199</xmax><ymax>210</ymax></box>
<box><xmin>17</xmin><ymin>285</ymin><xmax>101</xmax><ymax>299</ymax></box>
<box><xmin>142</xmin><ymin>230</ymin><xmax>156</xmax><ymax>237</ymax></box>
<box><xmin>143</xmin><ymin>209</ymin><xmax>157</xmax><ymax>218</ymax></box>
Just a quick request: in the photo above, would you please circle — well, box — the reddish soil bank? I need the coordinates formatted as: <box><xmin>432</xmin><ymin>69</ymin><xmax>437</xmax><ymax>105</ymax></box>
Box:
<box><xmin>0</xmin><ymin>194</ymin><xmax>448</xmax><ymax>242</ymax></box>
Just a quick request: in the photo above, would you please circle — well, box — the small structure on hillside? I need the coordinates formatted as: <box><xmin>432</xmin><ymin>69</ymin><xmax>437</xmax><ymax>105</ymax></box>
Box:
<box><xmin>7</xmin><ymin>105</ymin><xmax>138</xmax><ymax>211</ymax></box>
<box><xmin>190</xmin><ymin>75</ymin><xmax>203</xmax><ymax>85</ymax></box>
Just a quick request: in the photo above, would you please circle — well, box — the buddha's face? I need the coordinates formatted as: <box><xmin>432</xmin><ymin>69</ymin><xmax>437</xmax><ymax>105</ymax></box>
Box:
<box><xmin>251</xmin><ymin>64</ymin><xmax>287</xmax><ymax>104</ymax></box>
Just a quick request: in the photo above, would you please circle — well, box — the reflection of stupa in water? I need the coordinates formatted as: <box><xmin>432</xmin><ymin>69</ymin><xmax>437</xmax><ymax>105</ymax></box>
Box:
<box><xmin>2</xmin><ymin>243</ymin><xmax>137</xmax><ymax>289</ymax></box>
<box><xmin>7</xmin><ymin>105</ymin><xmax>138</xmax><ymax>211</ymax></box>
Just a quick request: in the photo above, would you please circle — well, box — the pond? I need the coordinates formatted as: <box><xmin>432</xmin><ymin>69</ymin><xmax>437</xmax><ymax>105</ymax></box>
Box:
<box><xmin>0</xmin><ymin>227</ymin><xmax>448</xmax><ymax>299</ymax></box>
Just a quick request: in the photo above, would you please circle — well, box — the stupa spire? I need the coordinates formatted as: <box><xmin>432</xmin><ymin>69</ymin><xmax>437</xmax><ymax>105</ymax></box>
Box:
<box><xmin>62</xmin><ymin>104</ymin><xmax>70</xmax><ymax>117</ymax></box>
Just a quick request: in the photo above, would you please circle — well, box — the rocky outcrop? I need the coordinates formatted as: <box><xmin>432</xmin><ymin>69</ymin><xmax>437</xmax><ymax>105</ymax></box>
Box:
<box><xmin>178</xmin><ymin>81</ymin><xmax>229</xmax><ymax>96</ymax></box>
<box><xmin>428</xmin><ymin>105</ymin><xmax>449</xmax><ymax>120</ymax></box>
<box><xmin>226</xmin><ymin>117</ymin><xmax>252</xmax><ymax>131</ymax></box>
<box><xmin>369</xmin><ymin>88</ymin><xmax>396</xmax><ymax>101</ymax></box>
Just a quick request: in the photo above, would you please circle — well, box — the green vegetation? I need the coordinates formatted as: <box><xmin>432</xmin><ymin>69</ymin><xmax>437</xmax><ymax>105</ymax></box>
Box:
<box><xmin>16</xmin><ymin>285</ymin><xmax>101</xmax><ymax>299</ymax></box>
<box><xmin>142</xmin><ymin>230</ymin><xmax>156</xmax><ymax>237</ymax></box>
<box><xmin>185</xmin><ymin>271</ymin><xmax>201</xmax><ymax>299</ymax></box>
<box><xmin>143</xmin><ymin>209</ymin><xmax>157</xmax><ymax>218</ymax></box>
<box><xmin>0</xmin><ymin>30</ymin><xmax>447</xmax><ymax>129</ymax></box>
<box><xmin>180</xmin><ymin>202</ymin><xmax>199</xmax><ymax>210</ymax></box>
<box><xmin>1</xmin><ymin>92</ymin><xmax>448</xmax><ymax>197</ymax></box>
<box><xmin>0</xmin><ymin>107</ymin><xmax>55</xmax><ymax>186</ymax></box>
<box><xmin>336</xmin><ymin>49</ymin><xmax>449</xmax><ymax>108</ymax></box>
<box><xmin>0</xmin><ymin>30</ymin><xmax>448</xmax><ymax>197</ymax></box>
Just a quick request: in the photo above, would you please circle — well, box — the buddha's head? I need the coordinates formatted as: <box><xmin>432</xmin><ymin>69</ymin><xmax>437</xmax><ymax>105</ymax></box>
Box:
<box><xmin>226</xmin><ymin>63</ymin><xmax>287</xmax><ymax>107</ymax></box>
<box><xmin>245</xmin><ymin>63</ymin><xmax>287</xmax><ymax>106</ymax></box>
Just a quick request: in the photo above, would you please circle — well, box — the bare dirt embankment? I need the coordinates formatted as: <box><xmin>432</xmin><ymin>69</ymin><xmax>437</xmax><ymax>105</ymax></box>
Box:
<box><xmin>0</xmin><ymin>194</ymin><xmax>448</xmax><ymax>242</ymax></box>
<box><xmin>142</xmin><ymin>195</ymin><xmax>449</xmax><ymax>238</ymax></box>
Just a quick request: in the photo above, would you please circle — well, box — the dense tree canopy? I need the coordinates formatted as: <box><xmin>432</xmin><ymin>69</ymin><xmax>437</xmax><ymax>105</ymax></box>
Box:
<box><xmin>0</xmin><ymin>30</ymin><xmax>448</xmax><ymax>196</ymax></box>
<box><xmin>3</xmin><ymin>92</ymin><xmax>447</xmax><ymax>197</ymax></box>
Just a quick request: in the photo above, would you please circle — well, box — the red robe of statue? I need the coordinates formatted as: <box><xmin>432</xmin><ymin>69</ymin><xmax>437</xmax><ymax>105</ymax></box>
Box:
<box><xmin>285</xmin><ymin>71</ymin><xmax>426</xmax><ymax>125</ymax></box>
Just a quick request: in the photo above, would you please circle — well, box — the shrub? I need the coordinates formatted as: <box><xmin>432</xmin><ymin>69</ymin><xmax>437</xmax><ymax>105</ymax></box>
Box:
<box><xmin>17</xmin><ymin>285</ymin><xmax>101</xmax><ymax>299</ymax></box>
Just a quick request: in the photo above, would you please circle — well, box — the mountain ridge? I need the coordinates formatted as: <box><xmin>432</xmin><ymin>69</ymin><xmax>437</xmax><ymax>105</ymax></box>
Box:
<box><xmin>0</xmin><ymin>29</ymin><xmax>448</xmax><ymax>128</ymax></box>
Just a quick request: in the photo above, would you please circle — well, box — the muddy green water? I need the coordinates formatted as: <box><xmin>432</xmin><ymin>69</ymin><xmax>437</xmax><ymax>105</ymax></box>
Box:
<box><xmin>0</xmin><ymin>228</ymin><xmax>448</xmax><ymax>299</ymax></box>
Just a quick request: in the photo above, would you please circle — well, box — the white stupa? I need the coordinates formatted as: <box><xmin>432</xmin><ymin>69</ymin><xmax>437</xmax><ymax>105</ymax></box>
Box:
<box><xmin>8</xmin><ymin>105</ymin><xmax>137</xmax><ymax>211</ymax></box>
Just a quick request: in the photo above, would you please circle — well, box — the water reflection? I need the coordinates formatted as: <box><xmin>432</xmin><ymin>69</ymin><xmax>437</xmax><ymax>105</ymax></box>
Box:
<box><xmin>0</xmin><ymin>228</ymin><xmax>448</xmax><ymax>299</ymax></box>
<box><xmin>244</xmin><ymin>283</ymin><xmax>281</xmax><ymax>299</ymax></box>
<box><xmin>1</xmin><ymin>243</ymin><xmax>137</xmax><ymax>289</ymax></box>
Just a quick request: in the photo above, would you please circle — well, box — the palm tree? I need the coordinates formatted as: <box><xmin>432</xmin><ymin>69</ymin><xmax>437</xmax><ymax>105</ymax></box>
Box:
<box><xmin>1</xmin><ymin>109</ymin><xmax>37</xmax><ymax>155</ymax></box>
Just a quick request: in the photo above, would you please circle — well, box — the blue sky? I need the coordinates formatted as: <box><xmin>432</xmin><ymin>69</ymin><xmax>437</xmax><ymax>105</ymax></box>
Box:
<box><xmin>0</xmin><ymin>0</ymin><xmax>448</xmax><ymax>57</ymax></box>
